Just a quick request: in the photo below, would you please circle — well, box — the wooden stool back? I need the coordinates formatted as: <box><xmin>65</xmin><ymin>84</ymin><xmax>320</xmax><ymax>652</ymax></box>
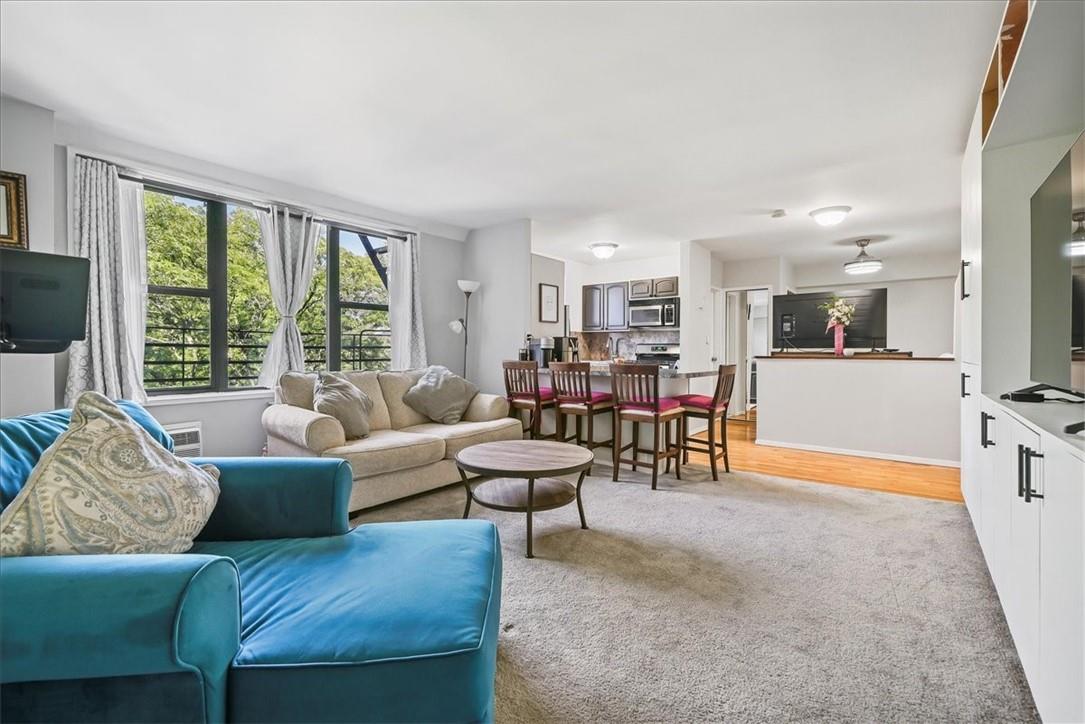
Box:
<box><xmin>548</xmin><ymin>362</ymin><xmax>593</xmax><ymax>402</ymax></box>
<box><xmin>609</xmin><ymin>363</ymin><xmax>662</xmax><ymax>411</ymax></box>
<box><xmin>711</xmin><ymin>364</ymin><xmax>738</xmax><ymax>410</ymax></box>
<box><xmin>502</xmin><ymin>360</ymin><xmax>542</xmax><ymax>400</ymax></box>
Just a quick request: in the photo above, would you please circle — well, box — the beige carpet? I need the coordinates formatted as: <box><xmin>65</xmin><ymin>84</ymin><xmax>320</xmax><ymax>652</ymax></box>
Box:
<box><xmin>352</xmin><ymin>464</ymin><xmax>1037</xmax><ymax>723</ymax></box>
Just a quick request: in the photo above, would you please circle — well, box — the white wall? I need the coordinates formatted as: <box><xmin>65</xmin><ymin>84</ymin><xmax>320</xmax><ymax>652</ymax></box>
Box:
<box><xmin>679</xmin><ymin>241</ymin><xmax>714</xmax><ymax>392</ymax></box>
<box><xmin>464</xmin><ymin>219</ymin><xmax>532</xmax><ymax>395</ymax></box>
<box><xmin>145</xmin><ymin>393</ymin><xmax>270</xmax><ymax>457</ymax></box>
<box><xmin>564</xmin><ymin>253</ymin><xmax>680</xmax><ymax>332</ymax></box>
<box><xmin>530</xmin><ymin>253</ymin><xmax>565</xmax><ymax>338</ymax></box>
<box><xmin>0</xmin><ymin>97</ymin><xmax>57</xmax><ymax>417</ymax></box>
<box><xmin>419</xmin><ymin>233</ymin><xmax>466</xmax><ymax>373</ymax></box>
<box><xmin>712</xmin><ymin>255</ymin><xmax>789</xmax><ymax>293</ymax></box>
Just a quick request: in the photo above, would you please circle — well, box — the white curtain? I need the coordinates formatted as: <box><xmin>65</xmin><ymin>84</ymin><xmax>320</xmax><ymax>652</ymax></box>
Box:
<box><xmin>65</xmin><ymin>157</ymin><xmax>147</xmax><ymax>404</ymax></box>
<box><xmin>257</xmin><ymin>206</ymin><xmax>322</xmax><ymax>388</ymax></box>
<box><xmin>389</xmin><ymin>233</ymin><xmax>428</xmax><ymax>370</ymax></box>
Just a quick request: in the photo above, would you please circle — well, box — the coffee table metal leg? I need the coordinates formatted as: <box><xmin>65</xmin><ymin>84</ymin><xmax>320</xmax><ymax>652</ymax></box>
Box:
<box><xmin>458</xmin><ymin>468</ymin><xmax>473</xmax><ymax>519</ymax></box>
<box><xmin>575</xmin><ymin>470</ymin><xmax>588</xmax><ymax>529</ymax></box>
<box><xmin>525</xmin><ymin>478</ymin><xmax>535</xmax><ymax>558</ymax></box>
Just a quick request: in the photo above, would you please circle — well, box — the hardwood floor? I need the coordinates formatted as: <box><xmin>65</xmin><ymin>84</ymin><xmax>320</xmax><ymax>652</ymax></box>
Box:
<box><xmin>687</xmin><ymin>417</ymin><xmax>963</xmax><ymax>503</ymax></box>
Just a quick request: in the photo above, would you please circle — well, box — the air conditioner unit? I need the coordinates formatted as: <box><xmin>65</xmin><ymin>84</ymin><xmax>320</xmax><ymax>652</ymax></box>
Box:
<box><xmin>163</xmin><ymin>422</ymin><xmax>203</xmax><ymax>458</ymax></box>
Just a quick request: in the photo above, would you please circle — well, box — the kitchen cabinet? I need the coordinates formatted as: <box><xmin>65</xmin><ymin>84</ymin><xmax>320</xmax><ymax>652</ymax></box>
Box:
<box><xmin>959</xmin><ymin>102</ymin><xmax>982</xmax><ymax>366</ymax></box>
<box><xmin>581</xmin><ymin>282</ymin><xmax>628</xmax><ymax>331</ymax></box>
<box><xmin>604</xmin><ymin>282</ymin><xmax>628</xmax><ymax>330</ymax></box>
<box><xmin>582</xmin><ymin>285</ymin><xmax>605</xmax><ymax>331</ymax></box>
<box><xmin>960</xmin><ymin>363</ymin><xmax>981</xmax><ymax>518</ymax></box>
<box><xmin>652</xmin><ymin>276</ymin><xmax>679</xmax><ymax>297</ymax></box>
<box><xmin>629</xmin><ymin>279</ymin><xmax>653</xmax><ymax>299</ymax></box>
<box><xmin>1005</xmin><ymin>416</ymin><xmax>1041</xmax><ymax>683</ymax></box>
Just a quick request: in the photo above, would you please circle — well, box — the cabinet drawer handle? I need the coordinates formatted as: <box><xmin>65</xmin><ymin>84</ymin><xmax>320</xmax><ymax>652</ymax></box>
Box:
<box><xmin>980</xmin><ymin>412</ymin><xmax>994</xmax><ymax>448</ymax></box>
<box><xmin>1024</xmin><ymin>448</ymin><xmax>1044</xmax><ymax>503</ymax></box>
<box><xmin>960</xmin><ymin>260</ymin><xmax>971</xmax><ymax>300</ymax></box>
<box><xmin>1017</xmin><ymin>444</ymin><xmax>1025</xmax><ymax>498</ymax></box>
<box><xmin>961</xmin><ymin>372</ymin><xmax>971</xmax><ymax>398</ymax></box>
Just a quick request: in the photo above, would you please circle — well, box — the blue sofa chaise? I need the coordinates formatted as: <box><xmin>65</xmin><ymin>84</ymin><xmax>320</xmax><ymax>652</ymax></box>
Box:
<box><xmin>0</xmin><ymin>403</ymin><xmax>502</xmax><ymax>723</ymax></box>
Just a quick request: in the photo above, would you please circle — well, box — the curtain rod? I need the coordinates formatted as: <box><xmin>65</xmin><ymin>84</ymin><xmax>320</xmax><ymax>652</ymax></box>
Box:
<box><xmin>75</xmin><ymin>151</ymin><xmax>412</xmax><ymax>241</ymax></box>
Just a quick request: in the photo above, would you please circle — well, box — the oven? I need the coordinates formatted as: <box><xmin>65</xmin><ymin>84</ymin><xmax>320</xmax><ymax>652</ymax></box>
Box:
<box><xmin>628</xmin><ymin>297</ymin><xmax>679</xmax><ymax>328</ymax></box>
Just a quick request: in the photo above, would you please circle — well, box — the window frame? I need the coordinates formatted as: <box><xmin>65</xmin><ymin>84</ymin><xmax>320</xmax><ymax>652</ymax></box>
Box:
<box><xmin>326</xmin><ymin>225</ymin><xmax>391</xmax><ymax>372</ymax></box>
<box><xmin>143</xmin><ymin>186</ymin><xmax>229</xmax><ymax>395</ymax></box>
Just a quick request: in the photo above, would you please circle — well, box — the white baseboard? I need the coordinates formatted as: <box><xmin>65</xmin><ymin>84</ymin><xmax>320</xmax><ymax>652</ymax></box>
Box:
<box><xmin>754</xmin><ymin>438</ymin><xmax>961</xmax><ymax>468</ymax></box>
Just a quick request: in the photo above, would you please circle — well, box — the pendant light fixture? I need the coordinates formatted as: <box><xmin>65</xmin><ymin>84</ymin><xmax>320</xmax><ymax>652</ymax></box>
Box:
<box><xmin>843</xmin><ymin>239</ymin><xmax>883</xmax><ymax>275</ymax></box>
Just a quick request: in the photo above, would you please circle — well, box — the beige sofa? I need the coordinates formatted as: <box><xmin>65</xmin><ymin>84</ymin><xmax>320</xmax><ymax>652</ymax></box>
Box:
<box><xmin>262</xmin><ymin>370</ymin><xmax>523</xmax><ymax>511</ymax></box>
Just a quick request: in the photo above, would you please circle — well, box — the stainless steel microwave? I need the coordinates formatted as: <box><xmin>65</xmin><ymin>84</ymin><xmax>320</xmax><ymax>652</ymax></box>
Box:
<box><xmin>628</xmin><ymin>298</ymin><xmax>679</xmax><ymax>328</ymax></box>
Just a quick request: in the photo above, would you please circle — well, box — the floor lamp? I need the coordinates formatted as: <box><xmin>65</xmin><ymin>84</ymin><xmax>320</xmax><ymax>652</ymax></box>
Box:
<box><xmin>449</xmin><ymin>279</ymin><xmax>480</xmax><ymax>378</ymax></box>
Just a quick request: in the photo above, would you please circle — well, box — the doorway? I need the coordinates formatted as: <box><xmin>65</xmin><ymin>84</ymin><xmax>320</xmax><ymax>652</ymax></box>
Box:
<box><xmin>714</xmin><ymin>287</ymin><xmax>770</xmax><ymax>420</ymax></box>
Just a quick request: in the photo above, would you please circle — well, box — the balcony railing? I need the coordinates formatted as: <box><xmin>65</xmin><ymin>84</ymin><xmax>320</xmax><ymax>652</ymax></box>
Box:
<box><xmin>144</xmin><ymin>326</ymin><xmax>391</xmax><ymax>389</ymax></box>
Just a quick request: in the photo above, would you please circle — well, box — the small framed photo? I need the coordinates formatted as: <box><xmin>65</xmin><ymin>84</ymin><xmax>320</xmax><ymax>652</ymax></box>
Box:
<box><xmin>0</xmin><ymin>171</ymin><xmax>29</xmax><ymax>250</ymax></box>
<box><xmin>539</xmin><ymin>283</ymin><xmax>560</xmax><ymax>324</ymax></box>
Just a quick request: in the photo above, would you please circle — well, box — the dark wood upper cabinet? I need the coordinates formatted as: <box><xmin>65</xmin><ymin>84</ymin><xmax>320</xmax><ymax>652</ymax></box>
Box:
<box><xmin>604</xmin><ymin>282</ymin><xmax>628</xmax><ymax>330</ymax></box>
<box><xmin>582</xmin><ymin>284</ymin><xmax>605</xmax><ymax>331</ymax></box>
<box><xmin>652</xmin><ymin>276</ymin><xmax>678</xmax><ymax>297</ymax></box>
<box><xmin>629</xmin><ymin>279</ymin><xmax>653</xmax><ymax>299</ymax></box>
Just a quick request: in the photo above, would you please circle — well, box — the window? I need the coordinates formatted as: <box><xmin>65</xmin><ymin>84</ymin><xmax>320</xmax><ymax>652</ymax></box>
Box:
<box><xmin>327</xmin><ymin>227</ymin><xmax>392</xmax><ymax>371</ymax></box>
<box><xmin>142</xmin><ymin>185</ymin><xmax>393</xmax><ymax>393</ymax></box>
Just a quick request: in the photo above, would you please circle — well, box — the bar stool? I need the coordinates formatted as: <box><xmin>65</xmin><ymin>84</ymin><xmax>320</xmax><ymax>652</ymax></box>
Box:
<box><xmin>549</xmin><ymin>361</ymin><xmax>614</xmax><ymax>452</ymax></box>
<box><xmin>610</xmin><ymin>363</ymin><xmax>684</xmax><ymax>489</ymax></box>
<box><xmin>677</xmin><ymin>364</ymin><xmax>736</xmax><ymax>480</ymax></box>
<box><xmin>502</xmin><ymin>360</ymin><xmax>555</xmax><ymax>439</ymax></box>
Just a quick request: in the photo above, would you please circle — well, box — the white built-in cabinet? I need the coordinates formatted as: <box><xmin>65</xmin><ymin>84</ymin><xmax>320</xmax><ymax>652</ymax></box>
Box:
<box><xmin>957</xmin><ymin>3</ymin><xmax>1085</xmax><ymax>718</ymax></box>
<box><xmin>968</xmin><ymin>399</ymin><xmax>1084</xmax><ymax>722</ymax></box>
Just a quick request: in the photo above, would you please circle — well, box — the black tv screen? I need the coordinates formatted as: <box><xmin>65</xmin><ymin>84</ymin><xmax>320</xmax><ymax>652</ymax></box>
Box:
<box><xmin>0</xmin><ymin>249</ymin><xmax>90</xmax><ymax>354</ymax></box>
<box><xmin>1030</xmin><ymin>131</ymin><xmax>1084</xmax><ymax>392</ymax></box>
<box><xmin>772</xmin><ymin>288</ymin><xmax>887</xmax><ymax>350</ymax></box>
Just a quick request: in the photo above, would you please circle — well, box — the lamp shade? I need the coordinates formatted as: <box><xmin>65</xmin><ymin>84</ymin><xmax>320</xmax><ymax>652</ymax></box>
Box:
<box><xmin>843</xmin><ymin>239</ymin><xmax>883</xmax><ymax>275</ymax></box>
<box><xmin>457</xmin><ymin>279</ymin><xmax>481</xmax><ymax>293</ymax></box>
<box><xmin>589</xmin><ymin>242</ymin><xmax>619</xmax><ymax>259</ymax></box>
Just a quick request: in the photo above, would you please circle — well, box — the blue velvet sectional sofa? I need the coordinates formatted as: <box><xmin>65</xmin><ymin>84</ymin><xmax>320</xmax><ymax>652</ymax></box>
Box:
<box><xmin>0</xmin><ymin>403</ymin><xmax>503</xmax><ymax>723</ymax></box>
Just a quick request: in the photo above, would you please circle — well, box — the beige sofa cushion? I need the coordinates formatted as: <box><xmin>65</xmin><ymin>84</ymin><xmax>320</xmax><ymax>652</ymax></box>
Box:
<box><xmin>402</xmin><ymin>417</ymin><xmax>523</xmax><ymax>459</ymax></box>
<box><xmin>378</xmin><ymin>370</ymin><xmax>429</xmax><ymax>429</ymax></box>
<box><xmin>277</xmin><ymin>370</ymin><xmax>391</xmax><ymax>431</ymax></box>
<box><xmin>262</xmin><ymin>404</ymin><xmax>346</xmax><ymax>453</ymax></box>
<box><xmin>322</xmin><ymin>429</ymin><xmax>444</xmax><ymax>478</ymax></box>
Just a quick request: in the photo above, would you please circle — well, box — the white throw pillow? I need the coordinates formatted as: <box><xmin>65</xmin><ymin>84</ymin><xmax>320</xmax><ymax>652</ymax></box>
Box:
<box><xmin>403</xmin><ymin>366</ymin><xmax>480</xmax><ymax>424</ymax></box>
<box><xmin>314</xmin><ymin>371</ymin><xmax>374</xmax><ymax>439</ymax></box>
<box><xmin>0</xmin><ymin>392</ymin><xmax>220</xmax><ymax>556</ymax></box>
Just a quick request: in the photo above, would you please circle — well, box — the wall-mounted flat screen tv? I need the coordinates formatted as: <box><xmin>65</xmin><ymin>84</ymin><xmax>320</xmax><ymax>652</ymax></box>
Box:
<box><xmin>772</xmin><ymin>288</ymin><xmax>887</xmax><ymax>350</ymax></box>
<box><xmin>1030</xmin><ymin>131</ymin><xmax>1084</xmax><ymax>393</ymax></box>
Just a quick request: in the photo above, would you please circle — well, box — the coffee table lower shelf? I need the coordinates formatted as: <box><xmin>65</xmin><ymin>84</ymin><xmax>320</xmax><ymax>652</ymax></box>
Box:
<box><xmin>460</xmin><ymin>474</ymin><xmax>589</xmax><ymax>558</ymax></box>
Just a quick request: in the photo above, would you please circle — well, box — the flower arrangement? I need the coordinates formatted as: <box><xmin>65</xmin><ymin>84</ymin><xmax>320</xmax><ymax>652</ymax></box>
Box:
<box><xmin>818</xmin><ymin>296</ymin><xmax>856</xmax><ymax>331</ymax></box>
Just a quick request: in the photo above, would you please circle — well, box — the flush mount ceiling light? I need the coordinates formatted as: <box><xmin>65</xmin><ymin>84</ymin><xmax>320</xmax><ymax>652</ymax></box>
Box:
<box><xmin>809</xmin><ymin>205</ymin><xmax>852</xmax><ymax>227</ymax></box>
<box><xmin>589</xmin><ymin>241</ymin><xmax>619</xmax><ymax>260</ymax></box>
<box><xmin>843</xmin><ymin>239</ymin><xmax>883</xmax><ymax>275</ymax></box>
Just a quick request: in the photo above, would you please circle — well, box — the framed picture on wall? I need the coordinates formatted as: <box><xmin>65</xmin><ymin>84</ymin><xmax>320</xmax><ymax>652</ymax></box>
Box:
<box><xmin>0</xmin><ymin>171</ymin><xmax>29</xmax><ymax>250</ymax></box>
<box><xmin>539</xmin><ymin>283</ymin><xmax>560</xmax><ymax>324</ymax></box>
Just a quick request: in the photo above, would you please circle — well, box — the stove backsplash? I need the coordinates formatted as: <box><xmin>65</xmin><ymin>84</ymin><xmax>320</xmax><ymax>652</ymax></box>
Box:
<box><xmin>578</xmin><ymin>329</ymin><xmax>680</xmax><ymax>361</ymax></box>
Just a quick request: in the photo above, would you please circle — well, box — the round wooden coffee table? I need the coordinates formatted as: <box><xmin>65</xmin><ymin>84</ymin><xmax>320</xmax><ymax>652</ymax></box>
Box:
<box><xmin>455</xmin><ymin>440</ymin><xmax>595</xmax><ymax>558</ymax></box>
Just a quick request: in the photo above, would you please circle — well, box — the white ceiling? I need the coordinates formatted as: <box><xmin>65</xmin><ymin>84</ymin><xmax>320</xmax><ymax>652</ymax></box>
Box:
<box><xmin>1</xmin><ymin>1</ymin><xmax>1003</xmax><ymax>265</ymax></box>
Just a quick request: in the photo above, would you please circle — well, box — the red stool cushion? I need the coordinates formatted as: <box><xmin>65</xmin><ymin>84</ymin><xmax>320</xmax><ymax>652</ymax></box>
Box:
<box><xmin>511</xmin><ymin>387</ymin><xmax>555</xmax><ymax>401</ymax></box>
<box><xmin>619</xmin><ymin>397</ymin><xmax>682</xmax><ymax>413</ymax></box>
<box><xmin>675</xmin><ymin>394</ymin><xmax>728</xmax><ymax>411</ymax></box>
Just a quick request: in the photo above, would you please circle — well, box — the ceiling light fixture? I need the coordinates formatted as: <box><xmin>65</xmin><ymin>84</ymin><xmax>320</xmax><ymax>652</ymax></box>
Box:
<box><xmin>843</xmin><ymin>239</ymin><xmax>883</xmax><ymax>275</ymax></box>
<box><xmin>589</xmin><ymin>241</ymin><xmax>619</xmax><ymax>260</ymax></box>
<box><xmin>810</xmin><ymin>205</ymin><xmax>852</xmax><ymax>227</ymax></box>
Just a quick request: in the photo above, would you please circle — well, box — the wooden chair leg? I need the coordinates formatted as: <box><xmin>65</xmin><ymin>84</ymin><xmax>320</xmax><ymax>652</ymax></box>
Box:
<box><xmin>665</xmin><ymin>417</ymin><xmax>672</xmax><ymax>474</ymax></box>
<box><xmin>612</xmin><ymin>412</ymin><xmax>622</xmax><ymax>481</ymax></box>
<box><xmin>721</xmin><ymin>413</ymin><xmax>731</xmax><ymax>473</ymax></box>
<box><xmin>556</xmin><ymin>408</ymin><xmax>565</xmax><ymax>443</ymax></box>
<box><xmin>632</xmin><ymin>421</ymin><xmax>640</xmax><ymax>470</ymax></box>
<box><xmin>707</xmin><ymin>413</ymin><xmax>719</xmax><ymax>481</ymax></box>
<box><xmin>675</xmin><ymin>416</ymin><xmax>682</xmax><ymax>480</ymax></box>
<box><xmin>576</xmin><ymin>414</ymin><xmax>584</xmax><ymax>446</ymax></box>
<box><xmin>586</xmin><ymin>409</ymin><xmax>594</xmax><ymax>450</ymax></box>
<box><xmin>651</xmin><ymin>419</ymin><xmax>660</xmax><ymax>490</ymax></box>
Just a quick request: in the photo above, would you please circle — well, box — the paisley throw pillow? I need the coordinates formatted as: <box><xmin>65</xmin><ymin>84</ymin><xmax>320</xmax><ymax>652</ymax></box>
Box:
<box><xmin>0</xmin><ymin>392</ymin><xmax>220</xmax><ymax>556</ymax></box>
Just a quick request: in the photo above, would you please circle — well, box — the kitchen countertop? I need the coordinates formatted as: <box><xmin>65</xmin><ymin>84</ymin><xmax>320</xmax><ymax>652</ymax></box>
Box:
<box><xmin>538</xmin><ymin>366</ymin><xmax>718</xmax><ymax>379</ymax></box>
